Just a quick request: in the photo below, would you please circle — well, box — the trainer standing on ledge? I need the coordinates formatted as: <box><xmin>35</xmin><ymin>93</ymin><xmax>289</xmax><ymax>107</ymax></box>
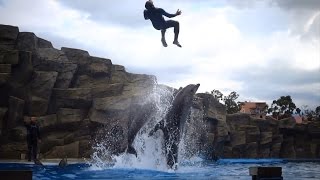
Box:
<box><xmin>144</xmin><ymin>0</ymin><xmax>182</xmax><ymax>47</ymax></box>
<box><xmin>24</xmin><ymin>117</ymin><xmax>41</xmax><ymax>164</ymax></box>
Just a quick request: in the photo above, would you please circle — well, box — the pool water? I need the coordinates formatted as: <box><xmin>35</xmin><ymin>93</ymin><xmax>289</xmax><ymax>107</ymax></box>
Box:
<box><xmin>1</xmin><ymin>159</ymin><xmax>320</xmax><ymax>179</ymax></box>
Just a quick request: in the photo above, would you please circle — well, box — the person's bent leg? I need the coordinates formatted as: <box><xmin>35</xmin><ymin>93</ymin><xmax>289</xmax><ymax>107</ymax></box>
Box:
<box><xmin>32</xmin><ymin>141</ymin><xmax>38</xmax><ymax>161</ymax></box>
<box><xmin>27</xmin><ymin>142</ymin><xmax>32</xmax><ymax>161</ymax></box>
<box><xmin>165</xmin><ymin>20</ymin><xmax>181</xmax><ymax>47</ymax></box>
<box><xmin>161</xmin><ymin>29</ymin><xmax>167</xmax><ymax>47</ymax></box>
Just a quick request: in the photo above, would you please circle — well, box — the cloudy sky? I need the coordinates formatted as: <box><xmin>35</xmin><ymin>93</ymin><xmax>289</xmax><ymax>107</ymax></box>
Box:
<box><xmin>0</xmin><ymin>0</ymin><xmax>319</xmax><ymax>109</ymax></box>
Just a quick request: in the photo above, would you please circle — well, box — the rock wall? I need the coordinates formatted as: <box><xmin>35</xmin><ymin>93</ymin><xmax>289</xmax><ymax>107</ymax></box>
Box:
<box><xmin>0</xmin><ymin>24</ymin><xmax>156</xmax><ymax>159</ymax></box>
<box><xmin>223</xmin><ymin>114</ymin><xmax>320</xmax><ymax>159</ymax></box>
<box><xmin>0</xmin><ymin>24</ymin><xmax>319</xmax><ymax>160</ymax></box>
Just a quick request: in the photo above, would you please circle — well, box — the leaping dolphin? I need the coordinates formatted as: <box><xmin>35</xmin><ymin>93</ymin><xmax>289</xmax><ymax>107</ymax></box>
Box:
<box><xmin>148</xmin><ymin>83</ymin><xmax>200</xmax><ymax>169</ymax></box>
<box><xmin>126</xmin><ymin>101</ymin><xmax>156</xmax><ymax>156</ymax></box>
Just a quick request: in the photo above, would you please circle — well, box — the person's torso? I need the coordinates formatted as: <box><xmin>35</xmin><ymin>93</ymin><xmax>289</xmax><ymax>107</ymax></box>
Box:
<box><xmin>28</xmin><ymin>124</ymin><xmax>39</xmax><ymax>141</ymax></box>
<box><xmin>147</xmin><ymin>8</ymin><xmax>166</xmax><ymax>29</ymax></box>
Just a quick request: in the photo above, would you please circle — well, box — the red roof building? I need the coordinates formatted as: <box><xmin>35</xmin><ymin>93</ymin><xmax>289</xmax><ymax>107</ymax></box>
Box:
<box><xmin>240</xmin><ymin>102</ymin><xmax>268</xmax><ymax>119</ymax></box>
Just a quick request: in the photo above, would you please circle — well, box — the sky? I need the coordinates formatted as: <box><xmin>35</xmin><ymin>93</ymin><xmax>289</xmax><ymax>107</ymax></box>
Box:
<box><xmin>0</xmin><ymin>0</ymin><xmax>319</xmax><ymax>109</ymax></box>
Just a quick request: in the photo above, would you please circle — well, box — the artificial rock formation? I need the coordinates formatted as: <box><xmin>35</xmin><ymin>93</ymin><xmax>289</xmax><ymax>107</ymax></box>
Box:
<box><xmin>0</xmin><ymin>24</ymin><xmax>157</xmax><ymax>159</ymax></box>
<box><xmin>224</xmin><ymin>114</ymin><xmax>320</xmax><ymax>159</ymax></box>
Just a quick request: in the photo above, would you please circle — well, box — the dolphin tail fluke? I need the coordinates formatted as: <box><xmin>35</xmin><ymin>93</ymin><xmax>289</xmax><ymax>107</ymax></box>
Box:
<box><xmin>126</xmin><ymin>145</ymin><xmax>137</xmax><ymax>157</ymax></box>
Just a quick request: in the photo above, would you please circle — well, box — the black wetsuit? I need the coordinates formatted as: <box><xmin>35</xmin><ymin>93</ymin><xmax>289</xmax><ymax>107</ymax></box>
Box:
<box><xmin>25</xmin><ymin>122</ymin><xmax>41</xmax><ymax>161</ymax></box>
<box><xmin>144</xmin><ymin>8</ymin><xmax>179</xmax><ymax>34</ymax></box>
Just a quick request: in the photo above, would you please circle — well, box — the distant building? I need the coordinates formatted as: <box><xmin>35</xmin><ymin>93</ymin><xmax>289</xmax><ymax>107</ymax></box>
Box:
<box><xmin>293</xmin><ymin>115</ymin><xmax>304</xmax><ymax>124</ymax></box>
<box><xmin>240</xmin><ymin>102</ymin><xmax>268</xmax><ymax>119</ymax></box>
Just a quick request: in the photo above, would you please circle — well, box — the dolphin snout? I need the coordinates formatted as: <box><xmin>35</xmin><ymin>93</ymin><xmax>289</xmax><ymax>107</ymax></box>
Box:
<box><xmin>195</xmin><ymin>83</ymin><xmax>200</xmax><ymax>90</ymax></box>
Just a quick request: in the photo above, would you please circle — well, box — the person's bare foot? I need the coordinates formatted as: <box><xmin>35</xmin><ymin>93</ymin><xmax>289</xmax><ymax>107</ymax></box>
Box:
<box><xmin>173</xmin><ymin>41</ymin><xmax>182</xmax><ymax>47</ymax></box>
<box><xmin>161</xmin><ymin>38</ymin><xmax>168</xmax><ymax>47</ymax></box>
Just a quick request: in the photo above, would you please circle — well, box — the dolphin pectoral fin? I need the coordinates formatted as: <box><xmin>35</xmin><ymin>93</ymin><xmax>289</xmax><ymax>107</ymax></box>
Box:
<box><xmin>148</xmin><ymin>120</ymin><xmax>164</xmax><ymax>137</ymax></box>
<box><xmin>127</xmin><ymin>145</ymin><xmax>138</xmax><ymax>157</ymax></box>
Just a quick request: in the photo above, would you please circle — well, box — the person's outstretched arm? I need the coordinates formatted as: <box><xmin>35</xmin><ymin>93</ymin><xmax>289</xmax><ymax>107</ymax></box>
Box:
<box><xmin>161</xmin><ymin>8</ymin><xmax>181</xmax><ymax>18</ymax></box>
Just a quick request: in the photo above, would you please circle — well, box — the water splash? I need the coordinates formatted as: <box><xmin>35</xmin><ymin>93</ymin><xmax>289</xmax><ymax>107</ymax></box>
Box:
<box><xmin>89</xmin><ymin>83</ymin><xmax>207</xmax><ymax>171</ymax></box>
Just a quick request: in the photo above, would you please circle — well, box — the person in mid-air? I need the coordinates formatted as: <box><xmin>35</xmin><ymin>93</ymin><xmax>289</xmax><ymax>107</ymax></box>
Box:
<box><xmin>144</xmin><ymin>0</ymin><xmax>182</xmax><ymax>47</ymax></box>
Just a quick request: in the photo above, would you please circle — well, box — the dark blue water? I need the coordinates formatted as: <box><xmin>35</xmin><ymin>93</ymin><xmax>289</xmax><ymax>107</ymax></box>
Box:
<box><xmin>1</xmin><ymin>159</ymin><xmax>320</xmax><ymax>179</ymax></box>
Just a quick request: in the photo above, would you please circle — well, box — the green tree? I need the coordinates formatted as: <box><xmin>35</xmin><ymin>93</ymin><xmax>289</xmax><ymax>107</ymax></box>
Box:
<box><xmin>268</xmin><ymin>95</ymin><xmax>297</xmax><ymax>119</ymax></box>
<box><xmin>210</xmin><ymin>89</ymin><xmax>241</xmax><ymax>114</ymax></box>
<box><xmin>316</xmin><ymin>106</ymin><xmax>320</xmax><ymax>115</ymax></box>
<box><xmin>303</xmin><ymin>106</ymin><xmax>320</xmax><ymax>121</ymax></box>
<box><xmin>210</xmin><ymin>89</ymin><xmax>223</xmax><ymax>102</ymax></box>
<box><xmin>224</xmin><ymin>91</ymin><xmax>241</xmax><ymax>114</ymax></box>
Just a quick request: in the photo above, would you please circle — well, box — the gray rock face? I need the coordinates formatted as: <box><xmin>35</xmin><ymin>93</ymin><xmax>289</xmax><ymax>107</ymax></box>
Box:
<box><xmin>15</xmin><ymin>32</ymin><xmax>38</xmax><ymax>52</ymax></box>
<box><xmin>279</xmin><ymin>117</ymin><xmax>296</xmax><ymax>129</ymax></box>
<box><xmin>7</xmin><ymin>96</ymin><xmax>24</xmax><ymax>129</ymax></box>
<box><xmin>0</xmin><ymin>25</ymin><xmax>19</xmax><ymax>50</ymax></box>
<box><xmin>0</xmin><ymin>50</ymin><xmax>19</xmax><ymax>64</ymax></box>
<box><xmin>61</xmin><ymin>47</ymin><xmax>90</xmax><ymax>65</ymax></box>
<box><xmin>223</xmin><ymin>113</ymin><xmax>320</xmax><ymax>159</ymax></box>
<box><xmin>111</xmin><ymin>65</ymin><xmax>127</xmax><ymax>83</ymax></box>
<box><xmin>9</xmin><ymin>126</ymin><xmax>26</xmax><ymax>141</ymax></box>
<box><xmin>0</xmin><ymin>108</ymin><xmax>8</xmax><ymax>135</ymax></box>
<box><xmin>0</xmin><ymin>64</ymin><xmax>11</xmax><ymax>73</ymax></box>
<box><xmin>80</xmin><ymin>56</ymin><xmax>112</xmax><ymax>78</ymax></box>
<box><xmin>32</xmin><ymin>48</ymin><xmax>78</xmax><ymax>88</ymax></box>
<box><xmin>44</xmin><ymin>141</ymin><xmax>80</xmax><ymax>158</ymax></box>
<box><xmin>187</xmin><ymin>94</ymin><xmax>228</xmax><ymax>160</ymax></box>
<box><xmin>26</xmin><ymin>71</ymin><xmax>58</xmax><ymax>116</ymax></box>
<box><xmin>30</xmin><ymin>71</ymin><xmax>58</xmax><ymax>99</ymax></box>
<box><xmin>0</xmin><ymin>73</ymin><xmax>10</xmax><ymax>86</ymax></box>
<box><xmin>72</xmin><ymin>75</ymin><xmax>110</xmax><ymax>88</ymax></box>
<box><xmin>57</xmin><ymin>108</ymin><xmax>87</xmax><ymax>124</ymax></box>
<box><xmin>37</xmin><ymin>38</ymin><xmax>53</xmax><ymax>48</ymax></box>
<box><xmin>91</xmin><ymin>83</ymin><xmax>124</xmax><ymax>98</ymax></box>
<box><xmin>61</xmin><ymin>47</ymin><xmax>112</xmax><ymax>87</ymax></box>
<box><xmin>37</xmin><ymin>48</ymin><xmax>69</xmax><ymax>62</ymax></box>
<box><xmin>89</xmin><ymin>95</ymin><xmax>132</xmax><ymax>153</ymax></box>
<box><xmin>27</xmin><ymin>96</ymin><xmax>49</xmax><ymax>116</ymax></box>
<box><xmin>8</xmin><ymin>51</ymin><xmax>33</xmax><ymax>101</ymax></box>
<box><xmin>49</xmin><ymin>88</ymin><xmax>92</xmax><ymax>113</ymax></box>
<box><xmin>0</xmin><ymin>64</ymin><xmax>11</xmax><ymax>74</ymax></box>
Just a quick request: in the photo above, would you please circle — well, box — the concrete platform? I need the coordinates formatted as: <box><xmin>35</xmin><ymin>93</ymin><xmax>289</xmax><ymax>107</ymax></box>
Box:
<box><xmin>0</xmin><ymin>158</ymin><xmax>87</xmax><ymax>165</ymax></box>
<box><xmin>0</xmin><ymin>170</ymin><xmax>32</xmax><ymax>180</ymax></box>
<box><xmin>249</xmin><ymin>167</ymin><xmax>283</xmax><ymax>180</ymax></box>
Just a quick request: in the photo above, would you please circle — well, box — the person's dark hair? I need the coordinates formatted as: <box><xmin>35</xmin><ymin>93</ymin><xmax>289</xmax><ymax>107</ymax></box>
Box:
<box><xmin>145</xmin><ymin>1</ymin><xmax>154</xmax><ymax>10</ymax></box>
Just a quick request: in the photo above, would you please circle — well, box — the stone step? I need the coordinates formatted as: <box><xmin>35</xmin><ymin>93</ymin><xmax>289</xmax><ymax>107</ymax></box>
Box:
<box><xmin>0</xmin><ymin>25</ymin><xmax>19</xmax><ymax>51</ymax></box>
<box><xmin>0</xmin><ymin>73</ymin><xmax>10</xmax><ymax>85</ymax></box>
<box><xmin>52</xmin><ymin>88</ymin><xmax>92</xmax><ymax>100</ymax></box>
<box><xmin>26</xmin><ymin>96</ymin><xmax>49</xmax><ymax>116</ymax></box>
<box><xmin>57</xmin><ymin>108</ymin><xmax>87</xmax><ymax>124</ymax></box>
<box><xmin>0</xmin><ymin>64</ymin><xmax>11</xmax><ymax>73</ymax></box>
<box><xmin>91</xmin><ymin>83</ymin><xmax>124</xmax><ymax>98</ymax></box>
<box><xmin>33</xmin><ymin>53</ymin><xmax>77</xmax><ymax>88</ymax></box>
<box><xmin>49</xmin><ymin>88</ymin><xmax>92</xmax><ymax>112</ymax></box>
<box><xmin>0</xmin><ymin>50</ymin><xmax>19</xmax><ymax>64</ymax></box>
